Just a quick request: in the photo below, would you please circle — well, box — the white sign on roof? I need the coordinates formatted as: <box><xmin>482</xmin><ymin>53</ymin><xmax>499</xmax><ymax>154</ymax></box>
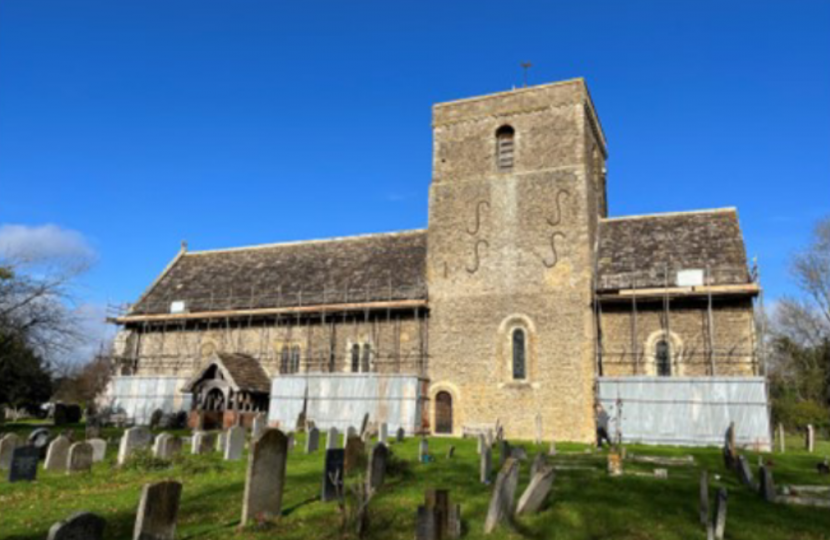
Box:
<box><xmin>676</xmin><ymin>269</ymin><xmax>704</xmax><ymax>287</ymax></box>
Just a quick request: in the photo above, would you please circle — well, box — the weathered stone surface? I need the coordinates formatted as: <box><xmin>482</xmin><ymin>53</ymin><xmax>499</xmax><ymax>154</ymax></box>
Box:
<box><xmin>723</xmin><ymin>422</ymin><xmax>737</xmax><ymax>469</ymax></box>
<box><xmin>548</xmin><ymin>438</ymin><xmax>557</xmax><ymax>456</ymax></box>
<box><xmin>535</xmin><ymin>414</ymin><xmax>543</xmax><ymax>446</ymax></box>
<box><xmin>360</xmin><ymin>413</ymin><xmax>370</xmax><ymax>437</ymax></box>
<box><xmin>713</xmin><ymin>487</ymin><xmax>728</xmax><ymax>540</ymax></box>
<box><xmin>133</xmin><ymin>480</ymin><xmax>182</xmax><ymax>540</ymax></box>
<box><xmin>777</xmin><ymin>423</ymin><xmax>785</xmax><ymax>453</ymax></box>
<box><xmin>152</xmin><ymin>434</ymin><xmax>181</xmax><ymax>460</ymax></box>
<box><xmin>516</xmin><ymin>465</ymin><xmax>555</xmax><ymax>514</ymax></box>
<box><xmin>425</xmin><ymin>489</ymin><xmax>450</xmax><ymax>538</ymax></box>
<box><xmin>322</xmin><ymin>448</ymin><xmax>345</xmax><ymax>502</ymax></box>
<box><xmin>699</xmin><ymin>470</ymin><xmax>709</xmax><ymax>526</ymax></box>
<box><xmin>396</xmin><ymin>427</ymin><xmax>405</xmax><ymax>442</ymax></box>
<box><xmin>759</xmin><ymin>465</ymin><xmax>776</xmax><ymax>502</ymax></box>
<box><xmin>510</xmin><ymin>446</ymin><xmax>527</xmax><ymax>461</ymax></box>
<box><xmin>47</xmin><ymin>511</ymin><xmax>106</xmax><ymax>540</ymax></box>
<box><xmin>484</xmin><ymin>457</ymin><xmax>520</xmax><ymax>533</ymax></box>
<box><xmin>447</xmin><ymin>503</ymin><xmax>462</xmax><ymax>539</ymax></box>
<box><xmin>191</xmin><ymin>431</ymin><xmax>217</xmax><ymax>455</ymax></box>
<box><xmin>498</xmin><ymin>440</ymin><xmax>511</xmax><ymax>469</ymax></box>
<box><xmin>343</xmin><ymin>426</ymin><xmax>357</xmax><ymax>447</ymax></box>
<box><xmin>67</xmin><ymin>442</ymin><xmax>94</xmax><ymax>473</ymax></box>
<box><xmin>344</xmin><ymin>436</ymin><xmax>365</xmax><ymax>475</ymax></box>
<box><xmin>378</xmin><ymin>423</ymin><xmax>388</xmax><ymax>445</ymax></box>
<box><xmin>0</xmin><ymin>433</ymin><xmax>22</xmax><ymax>470</ymax></box>
<box><xmin>45</xmin><ymin>435</ymin><xmax>71</xmax><ymax>472</ymax></box>
<box><xmin>28</xmin><ymin>427</ymin><xmax>51</xmax><ymax>453</ymax></box>
<box><xmin>480</xmin><ymin>446</ymin><xmax>492</xmax><ymax>484</ymax></box>
<box><xmin>326</xmin><ymin>427</ymin><xmax>339</xmax><ymax>450</ymax></box>
<box><xmin>88</xmin><ymin>439</ymin><xmax>107</xmax><ymax>462</ymax></box>
<box><xmin>216</xmin><ymin>431</ymin><xmax>228</xmax><ymax>453</ymax></box>
<box><xmin>251</xmin><ymin>414</ymin><xmax>266</xmax><ymax>441</ymax></box>
<box><xmin>367</xmin><ymin>443</ymin><xmax>389</xmax><ymax>493</ymax></box>
<box><xmin>736</xmin><ymin>455</ymin><xmax>754</xmax><ymax>488</ymax></box>
<box><xmin>118</xmin><ymin>427</ymin><xmax>152</xmax><ymax>466</ymax></box>
<box><xmin>306</xmin><ymin>426</ymin><xmax>320</xmax><ymax>454</ymax></box>
<box><xmin>241</xmin><ymin>429</ymin><xmax>288</xmax><ymax>525</ymax></box>
<box><xmin>225</xmin><ymin>426</ymin><xmax>246</xmax><ymax>461</ymax></box>
<box><xmin>8</xmin><ymin>445</ymin><xmax>39</xmax><ymax>482</ymax></box>
<box><xmin>806</xmin><ymin>424</ymin><xmax>815</xmax><ymax>453</ymax></box>
<box><xmin>415</xmin><ymin>505</ymin><xmax>439</xmax><ymax>540</ymax></box>
<box><xmin>477</xmin><ymin>433</ymin><xmax>486</xmax><ymax>455</ymax></box>
<box><xmin>530</xmin><ymin>452</ymin><xmax>546</xmax><ymax>479</ymax></box>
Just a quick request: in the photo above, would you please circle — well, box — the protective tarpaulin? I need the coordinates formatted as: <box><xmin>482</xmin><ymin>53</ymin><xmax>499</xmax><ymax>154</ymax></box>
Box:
<box><xmin>269</xmin><ymin>374</ymin><xmax>424</xmax><ymax>434</ymax></box>
<box><xmin>105</xmin><ymin>376</ymin><xmax>192</xmax><ymax>425</ymax></box>
<box><xmin>598</xmin><ymin>376</ymin><xmax>771</xmax><ymax>450</ymax></box>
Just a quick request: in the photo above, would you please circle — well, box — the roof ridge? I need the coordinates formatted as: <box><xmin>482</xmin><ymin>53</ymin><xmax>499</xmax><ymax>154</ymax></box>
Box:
<box><xmin>601</xmin><ymin>207</ymin><xmax>737</xmax><ymax>223</ymax></box>
<box><xmin>187</xmin><ymin>228</ymin><xmax>427</xmax><ymax>256</ymax></box>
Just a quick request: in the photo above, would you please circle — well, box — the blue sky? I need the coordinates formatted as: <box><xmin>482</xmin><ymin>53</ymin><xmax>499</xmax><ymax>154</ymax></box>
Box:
<box><xmin>1</xmin><ymin>1</ymin><xmax>828</xmax><ymax>334</ymax></box>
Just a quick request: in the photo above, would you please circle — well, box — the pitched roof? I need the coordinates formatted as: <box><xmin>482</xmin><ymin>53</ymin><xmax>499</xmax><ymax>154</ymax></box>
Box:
<box><xmin>129</xmin><ymin>230</ymin><xmax>428</xmax><ymax>315</ymax></box>
<box><xmin>182</xmin><ymin>352</ymin><xmax>271</xmax><ymax>394</ymax></box>
<box><xmin>596</xmin><ymin>208</ymin><xmax>752</xmax><ymax>291</ymax></box>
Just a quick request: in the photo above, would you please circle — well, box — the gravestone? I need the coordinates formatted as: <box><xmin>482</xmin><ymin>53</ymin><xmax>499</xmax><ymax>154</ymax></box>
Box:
<box><xmin>47</xmin><ymin>511</ymin><xmax>106</xmax><ymax>540</ymax></box>
<box><xmin>510</xmin><ymin>446</ymin><xmax>527</xmax><ymax>461</ymax></box>
<box><xmin>498</xmin><ymin>440</ymin><xmax>511</xmax><ymax>469</ymax></box>
<box><xmin>67</xmin><ymin>441</ymin><xmax>94</xmax><ymax>473</ymax></box>
<box><xmin>446</xmin><ymin>504</ymin><xmax>462</xmax><ymax>539</ymax></box>
<box><xmin>396</xmin><ymin>427</ymin><xmax>405</xmax><ymax>442</ymax></box>
<box><xmin>305</xmin><ymin>426</ymin><xmax>320</xmax><ymax>454</ymax></box>
<box><xmin>548</xmin><ymin>437</ymin><xmax>557</xmax><ymax>456</ymax></box>
<box><xmin>700</xmin><ymin>470</ymin><xmax>710</xmax><ymax>526</ymax></box>
<box><xmin>777</xmin><ymin>423</ymin><xmax>785</xmax><ymax>453</ymax></box>
<box><xmin>322</xmin><ymin>448</ymin><xmax>345</xmax><ymax>502</ymax></box>
<box><xmin>134</xmin><ymin>480</ymin><xmax>182</xmax><ymax>540</ymax></box>
<box><xmin>326</xmin><ymin>427</ymin><xmax>339</xmax><ymax>450</ymax></box>
<box><xmin>367</xmin><ymin>443</ymin><xmax>389</xmax><ymax>493</ymax></box>
<box><xmin>723</xmin><ymin>422</ymin><xmax>737</xmax><ymax>469</ymax></box>
<box><xmin>118</xmin><ymin>427</ymin><xmax>152</xmax><ymax>465</ymax></box>
<box><xmin>480</xmin><ymin>446</ymin><xmax>492</xmax><ymax>484</ymax></box>
<box><xmin>251</xmin><ymin>414</ymin><xmax>266</xmax><ymax>441</ymax></box>
<box><xmin>217</xmin><ymin>431</ymin><xmax>228</xmax><ymax>453</ymax></box>
<box><xmin>484</xmin><ymin>457</ymin><xmax>520</xmax><ymax>533</ymax></box>
<box><xmin>344</xmin><ymin>436</ymin><xmax>365</xmax><ymax>474</ymax></box>
<box><xmin>152</xmin><ymin>434</ymin><xmax>173</xmax><ymax>459</ymax></box>
<box><xmin>343</xmin><ymin>426</ymin><xmax>357</xmax><ymax>447</ymax></box>
<box><xmin>418</xmin><ymin>437</ymin><xmax>429</xmax><ymax>463</ymax></box>
<box><xmin>759</xmin><ymin>465</ymin><xmax>776</xmax><ymax>502</ymax></box>
<box><xmin>85</xmin><ymin>423</ymin><xmax>102</xmax><ymax>440</ymax></box>
<box><xmin>713</xmin><ymin>488</ymin><xmax>728</xmax><ymax>540</ymax></box>
<box><xmin>477</xmin><ymin>433</ymin><xmax>486</xmax><ymax>455</ymax></box>
<box><xmin>360</xmin><ymin>413</ymin><xmax>370</xmax><ymax>437</ymax></box>
<box><xmin>191</xmin><ymin>431</ymin><xmax>217</xmax><ymax>455</ymax></box>
<box><xmin>535</xmin><ymin>413</ymin><xmax>543</xmax><ymax>446</ymax></box>
<box><xmin>516</xmin><ymin>465</ymin><xmax>555</xmax><ymax>515</ymax></box>
<box><xmin>8</xmin><ymin>445</ymin><xmax>39</xmax><ymax>482</ymax></box>
<box><xmin>379</xmin><ymin>423</ymin><xmax>388</xmax><ymax>445</ymax></box>
<box><xmin>241</xmin><ymin>429</ymin><xmax>289</xmax><ymax>525</ymax></box>
<box><xmin>45</xmin><ymin>435</ymin><xmax>71</xmax><ymax>472</ymax></box>
<box><xmin>530</xmin><ymin>452</ymin><xmax>546</xmax><ymax>479</ymax></box>
<box><xmin>425</xmin><ymin>489</ymin><xmax>450</xmax><ymax>538</ymax></box>
<box><xmin>415</xmin><ymin>505</ymin><xmax>439</xmax><ymax>540</ymax></box>
<box><xmin>447</xmin><ymin>446</ymin><xmax>455</xmax><ymax>459</ymax></box>
<box><xmin>736</xmin><ymin>455</ymin><xmax>754</xmax><ymax>488</ymax></box>
<box><xmin>88</xmin><ymin>439</ymin><xmax>107</xmax><ymax>463</ymax></box>
<box><xmin>225</xmin><ymin>426</ymin><xmax>246</xmax><ymax>461</ymax></box>
<box><xmin>0</xmin><ymin>432</ymin><xmax>22</xmax><ymax>470</ymax></box>
<box><xmin>287</xmin><ymin>432</ymin><xmax>296</xmax><ymax>452</ymax></box>
<box><xmin>28</xmin><ymin>427</ymin><xmax>51</xmax><ymax>456</ymax></box>
<box><xmin>806</xmin><ymin>424</ymin><xmax>815</xmax><ymax>453</ymax></box>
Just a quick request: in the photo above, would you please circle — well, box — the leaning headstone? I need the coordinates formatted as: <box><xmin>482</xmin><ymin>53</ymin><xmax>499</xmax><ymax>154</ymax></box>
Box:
<box><xmin>777</xmin><ymin>423</ymin><xmax>785</xmax><ymax>453</ymax></box>
<box><xmin>447</xmin><ymin>446</ymin><xmax>455</xmax><ymax>459</ymax></box>
<box><xmin>8</xmin><ymin>445</ymin><xmax>39</xmax><ymax>482</ymax></box>
<box><xmin>699</xmin><ymin>470</ymin><xmax>710</xmax><ymax>526</ymax></box>
<box><xmin>480</xmin><ymin>446</ymin><xmax>492</xmax><ymax>484</ymax></box>
<box><xmin>379</xmin><ymin>423</ymin><xmax>388</xmax><ymax>445</ymax></box>
<box><xmin>251</xmin><ymin>414</ymin><xmax>266</xmax><ymax>441</ymax></box>
<box><xmin>47</xmin><ymin>511</ymin><xmax>106</xmax><ymax>540</ymax></box>
<box><xmin>360</xmin><ymin>413</ymin><xmax>370</xmax><ymax>437</ymax></box>
<box><xmin>516</xmin><ymin>465</ymin><xmax>555</xmax><ymax>515</ymax></box>
<box><xmin>326</xmin><ymin>427</ymin><xmax>339</xmax><ymax>450</ymax></box>
<box><xmin>484</xmin><ymin>457</ymin><xmax>520</xmax><ymax>533</ymax></box>
<box><xmin>498</xmin><ymin>440</ymin><xmax>511</xmax><ymax>469</ymax></box>
<box><xmin>0</xmin><ymin>433</ymin><xmax>22</xmax><ymax>470</ymax></box>
<box><xmin>344</xmin><ymin>436</ymin><xmax>365</xmax><ymax>475</ymax></box>
<box><xmin>723</xmin><ymin>422</ymin><xmax>737</xmax><ymax>469</ymax></box>
<box><xmin>134</xmin><ymin>480</ymin><xmax>182</xmax><ymax>540</ymax></box>
<box><xmin>759</xmin><ymin>465</ymin><xmax>776</xmax><ymax>502</ymax></box>
<box><xmin>305</xmin><ymin>426</ymin><xmax>320</xmax><ymax>454</ymax></box>
<box><xmin>367</xmin><ymin>443</ymin><xmax>389</xmax><ymax>493</ymax></box>
<box><xmin>118</xmin><ymin>427</ymin><xmax>152</xmax><ymax>465</ymax></box>
<box><xmin>322</xmin><ymin>448</ymin><xmax>345</xmax><ymax>502</ymax></box>
<box><xmin>67</xmin><ymin>442</ymin><xmax>94</xmax><ymax>473</ymax></box>
<box><xmin>241</xmin><ymin>429</ymin><xmax>289</xmax><ymax>525</ymax></box>
<box><xmin>225</xmin><ymin>426</ymin><xmax>246</xmax><ymax>461</ymax></box>
<box><xmin>396</xmin><ymin>427</ymin><xmax>405</xmax><ymax>442</ymax></box>
<box><xmin>418</xmin><ymin>437</ymin><xmax>429</xmax><ymax>463</ymax></box>
<box><xmin>713</xmin><ymin>488</ymin><xmax>728</xmax><ymax>540</ymax></box>
<box><xmin>806</xmin><ymin>424</ymin><xmax>815</xmax><ymax>453</ymax></box>
<box><xmin>530</xmin><ymin>452</ymin><xmax>547</xmax><ymax>479</ymax></box>
<box><xmin>736</xmin><ymin>455</ymin><xmax>754</xmax><ymax>488</ymax></box>
<box><xmin>88</xmin><ymin>439</ymin><xmax>107</xmax><ymax>463</ymax></box>
<box><xmin>45</xmin><ymin>435</ymin><xmax>71</xmax><ymax>472</ymax></box>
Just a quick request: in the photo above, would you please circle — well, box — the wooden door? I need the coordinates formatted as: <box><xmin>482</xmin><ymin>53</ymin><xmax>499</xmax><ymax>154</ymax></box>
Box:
<box><xmin>435</xmin><ymin>391</ymin><xmax>453</xmax><ymax>434</ymax></box>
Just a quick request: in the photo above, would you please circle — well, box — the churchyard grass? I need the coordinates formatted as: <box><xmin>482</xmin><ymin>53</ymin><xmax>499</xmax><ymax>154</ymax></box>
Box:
<box><xmin>2</xmin><ymin>424</ymin><xmax>830</xmax><ymax>539</ymax></box>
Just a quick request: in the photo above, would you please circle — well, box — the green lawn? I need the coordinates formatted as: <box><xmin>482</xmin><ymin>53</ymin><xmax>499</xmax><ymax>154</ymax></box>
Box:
<box><xmin>2</xmin><ymin>423</ymin><xmax>830</xmax><ymax>540</ymax></box>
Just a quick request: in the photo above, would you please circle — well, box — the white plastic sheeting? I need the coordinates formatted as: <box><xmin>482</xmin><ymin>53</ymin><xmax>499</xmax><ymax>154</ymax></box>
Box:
<box><xmin>598</xmin><ymin>376</ymin><xmax>771</xmax><ymax>450</ymax></box>
<box><xmin>105</xmin><ymin>376</ymin><xmax>192</xmax><ymax>425</ymax></box>
<box><xmin>269</xmin><ymin>374</ymin><xmax>424</xmax><ymax>434</ymax></box>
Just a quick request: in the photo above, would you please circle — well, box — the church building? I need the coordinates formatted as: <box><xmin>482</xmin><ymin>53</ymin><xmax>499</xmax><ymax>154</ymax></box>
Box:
<box><xmin>109</xmin><ymin>78</ymin><xmax>769</xmax><ymax>447</ymax></box>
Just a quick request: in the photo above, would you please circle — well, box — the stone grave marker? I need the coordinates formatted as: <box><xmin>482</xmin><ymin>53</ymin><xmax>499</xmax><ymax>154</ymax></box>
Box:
<box><xmin>152</xmin><ymin>434</ymin><xmax>172</xmax><ymax>459</ymax></box>
<box><xmin>484</xmin><ymin>457</ymin><xmax>520</xmax><ymax>533</ymax></box>
<box><xmin>777</xmin><ymin>423</ymin><xmax>785</xmax><ymax>453</ymax></box>
<box><xmin>85</xmin><ymin>424</ymin><xmax>102</xmax><ymax>440</ymax></box>
<box><xmin>477</xmin><ymin>433</ymin><xmax>486</xmax><ymax>455</ymax></box>
<box><xmin>516</xmin><ymin>465</ymin><xmax>555</xmax><ymax>515</ymax></box>
<box><xmin>67</xmin><ymin>441</ymin><xmax>94</xmax><ymax>473</ymax></box>
<box><xmin>134</xmin><ymin>480</ymin><xmax>182</xmax><ymax>540</ymax></box>
<box><xmin>379</xmin><ymin>423</ymin><xmax>388</xmax><ymax>445</ymax></box>
<box><xmin>8</xmin><ymin>445</ymin><xmax>39</xmax><ymax>482</ymax></box>
<box><xmin>287</xmin><ymin>432</ymin><xmax>296</xmax><ymax>451</ymax></box>
<box><xmin>367</xmin><ymin>443</ymin><xmax>389</xmax><ymax>493</ymax></box>
<box><xmin>736</xmin><ymin>455</ymin><xmax>754</xmax><ymax>488</ymax></box>
<box><xmin>191</xmin><ymin>431</ymin><xmax>217</xmax><ymax>455</ymax></box>
<box><xmin>510</xmin><ymin>446</ymin><xmax>527</xmax><ymax>461</ymax></box>
<box><xmin>225</xmin><ymin>426</ymin><xmax>246</xmax><ymax>461</ymax></box>
<box><xmin>322</xmin><ymin>448</ymin><xmax>345</xmax><ymax>502</ymax></box>
<box><xmin>723</xmin><ymin>422</ymin><xmax>737</xmax><ymax>469</ymax></box>
<box><xmin>47</xmin><ymin>511</ymin><xmax>106</xmax><ymax>540</ymax></box>
<box><xmin>360</xmin><ymin>413</ymin><xmax>370</xmax><ymax>437</ymax></box>
<box><xmin>760</xmin><ymin>465</ymin><xmax>776</xmax><ymax>502</ymax></box>
<box><xmin>251</xmin><ymin>414</ymin><xmax>266</xmax><ymax>441</ymax></box>
<box><xmin>535</xmin><ymin>413</ymin><xmax>542</xmax><ymax>446</ymax></box>
<box><xmin>498</xmin><ymin>440</ymin><xmax>511</xmax><ymax>469</ymax></box>
<box><xmin>344</xmin><ymin>436</ymin><xmax>365</xmax><ymax>475</ymax></box>
<box><xmin>699</xmin><ymin>470</ymin><xmax>709</xmax><ymax>526</ymax></box>
<box><xmin>306</xmin><ymin>426</ymin><xmax>320</xmax><ymax>454</ymax></box>
<box><xmin>45</xmin><ymin>435</ymin><xmax>71</xmax><ymax>472</ymax></box>
<box><xmin>118</xmin><ymin>427</ymin><xmax>152</xmax><ymax>466</ymax></box>
<box><xmin>88</xmin><ymin>439</ymin><xmax>107</xmax><ymax>462</ymax></box>
<box><xmin>241</xmin><ymin>429</ymin><xmax>289</xmax><ymax>525</ymax></box>
<box><xmin>217</xmin><ymin>431</ymin><xmax>228</xmax><ymax>453</ymax></box>
<box><xmin>530</xmin><ymin>452</ymin><xmax>546</xmax><ymax>479</ymax></box>
<box><xmin>713</xmin><ymin>487</ymin><xmax>728</xmax><ymax>540</ymax></box>
<box><xmin>548</xmin><ymin>437</ymin><xmax>557</xmax><ymax>456</ymax></box>
<box><xmin>415</xmin><ymin>504</ymin><xmax>439</xmax><ymax>540</ymax></box>
<box><xmin>418</xmin><ymin>437</ymin><xmax>429</xmax><ymax>463</ymax></box>
<box><xmin>0</xmin><ymin>432</ymin><xmax>22</xmax><ymax>470</ymax></box>
<box><xmin>396</xmin><ymin>427</ymin><xmax>405</xmax><ymax>442</ymax></box>
<box><xmin>343</xmin><ymin>426</ymin><xmax>357</xmax><ymax>447</ymax></box>
<box><xmin>425</xmin><ymin>489</ymin><xmax>450</xmax><ymax>538</ymax></box>
<box><xmin>806</xmin><ymin>424</ymin><xmax>815</xmax><ymax>453</ymax></box>
<box><xmin>447</xmin><ymin>446</ymin><xmax>455</xmax><ymax>459</ymax></box>
<box><xmin>480</xmin><ymin>446</ymin><xmax>492</xmax><ymax>484</ymax></box>
<box><xmin>326</xmin><ymin>427</ymin><xmax>339</xmax><ymax>450</ymax></box>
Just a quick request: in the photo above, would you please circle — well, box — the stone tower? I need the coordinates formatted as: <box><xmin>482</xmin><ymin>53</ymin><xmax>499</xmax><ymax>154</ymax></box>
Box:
<box><xmin>426</xmin><ymin>79</ymin><xmax>607</xmax><ymax>442</ymax></box>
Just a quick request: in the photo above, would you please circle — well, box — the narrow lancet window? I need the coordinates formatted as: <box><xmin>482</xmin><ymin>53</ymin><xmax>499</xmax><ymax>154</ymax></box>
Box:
<box><xmin>361</xmin><ymin>343</ymin><xmax>372</xmax><ymax>373</ymax></box>
<box><xmin>351</xmin><ymin>344</ymin><xmax>360</xmax><ymax>373</ymax></box>
<box><xmin>512</xmin><ymin>328</ymin><xmax>526</xmax><ymax>380</ymax></box>
<box><xmin>656</xmin><ymin>340</ymin><xmax>671</xmax><ymax>377</ymax></box>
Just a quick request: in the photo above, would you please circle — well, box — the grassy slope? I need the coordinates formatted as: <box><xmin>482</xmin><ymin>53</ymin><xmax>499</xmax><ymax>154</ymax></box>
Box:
<box><xmin>1</xmin><ymin>424</ymin><xmax>830</xmax><ymax>540</ymax></box>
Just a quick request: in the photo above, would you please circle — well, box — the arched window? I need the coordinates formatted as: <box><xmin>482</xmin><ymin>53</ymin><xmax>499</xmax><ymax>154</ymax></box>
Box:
<box><xmin>351</xmin><ymin>343</ymin><xmax>360</xmax><ymax>373</ymax></box>
<box><xmin>496</xmin><ymin>125</ymin><xmax>515</xmax><ymax>171</ymax></box>
<box><xmin>512</xmin><ymin>328</ymin><xmax>526</xmax><ymax>380</ymax></box>
<box><xmin>655</xmin><ymin>340</ymin><xmax>671</xmax><ymax>377</ymax></box>
<box><xmin>280</xmin><ymin>345</ymin><xmax>290</xmax><ymax>375</ymax></box>
<box><xmin>361</xmin><ymin>343</ymin><xmax>372</xmax><ymax>373</ymax></box>
<box><xmin>290</xmin><ymin>345</ymin><xmax>301</xmax><ymax>374</ymax></box>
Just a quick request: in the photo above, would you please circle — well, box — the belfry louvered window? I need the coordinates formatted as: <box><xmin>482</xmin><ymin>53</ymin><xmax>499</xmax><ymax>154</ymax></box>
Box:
<box><xmin>496</xmin><ymin>125</ymin><xmax>515</xmax><ymax>171</ymax></box>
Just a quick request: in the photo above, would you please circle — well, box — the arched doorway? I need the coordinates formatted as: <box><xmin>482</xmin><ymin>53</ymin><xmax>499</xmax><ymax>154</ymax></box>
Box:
<box><xmin>435</xmin><ymin>391</ymin><xmax>453</xmax><ymax>434</ymax></box>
